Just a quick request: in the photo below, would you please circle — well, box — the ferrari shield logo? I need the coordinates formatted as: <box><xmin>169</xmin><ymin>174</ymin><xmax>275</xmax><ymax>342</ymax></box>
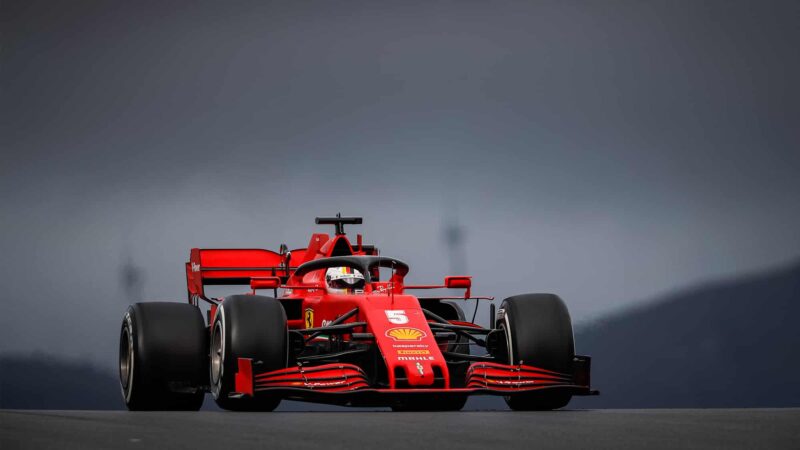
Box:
<box><xmin>304</xmin><ymin>308</ymin><xmax>314</xmax><ymax>329</ymax></box>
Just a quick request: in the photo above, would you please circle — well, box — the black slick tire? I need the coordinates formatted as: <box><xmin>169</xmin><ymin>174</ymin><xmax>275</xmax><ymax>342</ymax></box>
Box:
<box><xmin>119</xmin><ymin>302</ymin><xmax>207</xmax><ymax>411</ymax></box>
<box><xmin>441</xmin><ymin>300</ymin><xmax>470</xmax><ymax>354</ymax></box>
<box><xmin>210</xmin><ymin>295</ymin><xmax>287</xmax><ymax>411</ymax></box>
<box><xmin>497</xmin><ymin>293</ymin><xmax>575</xmax><ymax>411</ymax></box>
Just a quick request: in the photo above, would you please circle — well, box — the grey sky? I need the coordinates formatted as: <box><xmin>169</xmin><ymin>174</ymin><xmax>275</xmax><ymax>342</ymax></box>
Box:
<box><xmin>2</xmin><ymin>0</ymin><xmax>799</xmax><ymax>366</ymax></box>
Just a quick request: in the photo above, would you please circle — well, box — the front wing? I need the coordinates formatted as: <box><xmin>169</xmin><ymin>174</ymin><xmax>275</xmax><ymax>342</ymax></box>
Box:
<box><xmin>233</xmin><ymin>357</ymin><xmax>598</xmax><ymax>406</ymax></box>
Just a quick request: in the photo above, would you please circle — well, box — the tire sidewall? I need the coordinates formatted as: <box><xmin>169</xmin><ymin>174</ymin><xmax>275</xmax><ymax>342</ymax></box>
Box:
<box><xmin>497</xmin><ymin>294</ymin><xmax>575</xmax><ymax>372</ymax></box>
<box><xmin>120</xmin><ymin>309</ymin><xmax>137</xmax><ymax>405</ymax></box>
<box><xmin>497</xmin><ymin>294</ymin><xmax>576</xmax><ymax>411</ymax></box>
<box><xmin>210</xmin><ymin>304</ymin><xmax>227</xmax><ymax>399</ymax></box>
<box><xmin>210</xmin><ymin>295</ymin><xmax>288</xmax><ymax>407</ymax></box>
<box><xmin>119</xmin><ymin>302</ymin><xmax>207</xmax><ymax>411</ymax></box>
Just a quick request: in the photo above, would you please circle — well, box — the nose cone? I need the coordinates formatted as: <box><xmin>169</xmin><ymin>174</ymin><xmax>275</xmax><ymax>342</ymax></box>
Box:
<box><xmin>361</xmin><ymin>295</ymin><xmax>449</xmax><ymax>388</ymax></box>
<box><xmin>384</xmin><ymin>327</ymin><xmax>440</xmax><ymax>386</ymax></box>
<box><xmin>400</xmin><ymin>359</ymin><xmax>435</xmax><ymax>386</ymax></box>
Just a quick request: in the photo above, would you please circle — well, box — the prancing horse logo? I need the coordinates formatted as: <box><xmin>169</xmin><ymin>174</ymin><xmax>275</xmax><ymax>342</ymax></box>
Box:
<box><xmin>304</xmin><ymin>308</ymin><xmax>314</xmax><ymax>329</ymax></box>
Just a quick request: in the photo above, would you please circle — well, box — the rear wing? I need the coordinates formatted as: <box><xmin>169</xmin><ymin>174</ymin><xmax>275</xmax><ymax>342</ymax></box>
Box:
<box><xmin>186</xmin><ymin>248</ymin><xmax>307</xmax><ymax>303</ymax></box>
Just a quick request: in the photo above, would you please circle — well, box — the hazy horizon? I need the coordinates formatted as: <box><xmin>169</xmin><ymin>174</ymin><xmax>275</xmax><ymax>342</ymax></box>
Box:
<box><xmin>2</xmin><ymin>0</ymin><xmax>798</xmax><ymax>366</ymax></box>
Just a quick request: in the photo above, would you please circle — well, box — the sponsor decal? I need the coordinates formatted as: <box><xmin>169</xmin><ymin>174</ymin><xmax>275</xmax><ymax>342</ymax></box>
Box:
<box><xmin>398</xmin><ymin>356</ymin><xmax>434</xmax><ymax>361</ymax></box>
<box><xmin>304</xmin><ymin>308</ymin><xmax>314</xmax><ymax>329</ymax></box>
<box><xmin>305</xmin><ymin>380</ymin><xmax>348</xmax><ymax>388</ymax></box>
<box><xmin>392</xmin><ymin>343</ymin><xmax>429</xmax><ymax>349</ymax></box>
<box><xmin>321</xmin><ymin>319</ymin><xmax>333</xmax><ymax>327</ymax></box>
<box><xmin>191</xmin><ymin>262</ymin><xmax>201</xmax><ymax>272</ymax></box>
<box><xmin>385</xmin><ymin>310</ymin><xmax>409</xmax><ymax>324</ymax></box>
<box><xmin>486</xmin><ymin>379</ymin><xmax>536</xmax><ymax>385</ymax></box>
<box><xmin>416</xmin><ymin>362</ymin><xmax>424</xmax><ymax>375</ymax></box>
<box><xmin>397</xmin><ymin>349</ymin><xmax>430</xmax><ymax>355</ymax></box>
<box><xmin>374</xmin><ymin>283</ymin><xmax>396</xmax><ymax>295</ymax></box>
<box><xmin>385</xmin><ymin>327</ymin><xmax>427</xmax><ymax>341</ymax></box>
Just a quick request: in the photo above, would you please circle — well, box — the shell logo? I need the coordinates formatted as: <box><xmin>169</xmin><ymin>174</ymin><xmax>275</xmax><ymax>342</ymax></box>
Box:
<box><xmin>385</xmin><ymin>327</ymin><xmax>427</xmax><ymax>341</ymax></box>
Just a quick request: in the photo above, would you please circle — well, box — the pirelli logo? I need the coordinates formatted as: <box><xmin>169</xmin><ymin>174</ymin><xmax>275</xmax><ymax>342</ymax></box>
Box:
<box><xmin>397</xmin><ymin>349</ymin><xmax>430</xmax><ymax>355</ymax></box>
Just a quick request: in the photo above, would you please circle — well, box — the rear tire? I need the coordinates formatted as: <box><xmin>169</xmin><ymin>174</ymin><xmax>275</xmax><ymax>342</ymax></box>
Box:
<box><xmin>441</xmin><ymin>300</ymin><xmax>470</xmax><ymax>355</ymax></box>
<box><xmin>421</xmin><ymin>300</ymin><xmax>470</xmax><ymax>354</ymax></box>
<box><xmin>119</xmin><ymin>302</ymin><xmax>207</xmax><ymax>411</ymax></box>
<box><xmin>497</xmin><ymin>293</ymin><xmax>575</xmax><ymax>411</ymax></box>
<box><xmin>210</xmin><ymin>295</ymin><xmax>287</xmax><ymax>411</ymax></box>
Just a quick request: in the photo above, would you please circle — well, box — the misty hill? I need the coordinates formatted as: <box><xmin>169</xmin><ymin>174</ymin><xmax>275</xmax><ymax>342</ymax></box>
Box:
<box><xmin>0</xmin><ymin>354</ymin><xmax>120</xmax><ymax>410</ymax></box>
<box><xmin>2</xmin><ymin>260</ymin><xmax>798</xmax><ymax>410</ymax></box>
<box><xmin>571</xmin><ymin>259</ymin><xmax>800</xmax><ymax>408</ymax></box>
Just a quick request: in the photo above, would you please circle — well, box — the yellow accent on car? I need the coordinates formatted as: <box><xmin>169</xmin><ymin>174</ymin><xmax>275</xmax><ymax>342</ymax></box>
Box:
<box><xmin>386</xmin><ymin>327</ymin><xmax>426</xmax><ymax>341</ymax></box>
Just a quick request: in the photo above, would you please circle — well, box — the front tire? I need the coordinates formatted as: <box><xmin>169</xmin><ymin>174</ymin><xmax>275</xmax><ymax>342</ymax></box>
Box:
<box><xmin>210</xmin><ymin>295</ymin><xmax>287</xmax><ymax>411</ymax></box>
<box><xmin>119</xmin><ymin>302</ymin><xmax>207</xmax><ymax>411</ymax></box>
<box><xmin>497</xmin><ymin>293</ymin><xmax>575</xmax><ymax>411</ymax></box>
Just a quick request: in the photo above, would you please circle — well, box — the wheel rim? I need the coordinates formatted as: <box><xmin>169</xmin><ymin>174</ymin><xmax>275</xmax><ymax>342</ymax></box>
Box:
<box><xmin>119</xmin><ymin>318</ymin><xmax>134</xmax><ymax>398</ymax></box>
<box><xmin>210</xmin><ymin>320</ymin><xmax>224</xmax><ymax>389</ymax></box>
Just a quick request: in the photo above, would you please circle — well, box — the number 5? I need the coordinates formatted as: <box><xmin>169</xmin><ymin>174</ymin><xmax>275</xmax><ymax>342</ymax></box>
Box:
<box><xmin>385</xmin><ymin>310</ymin><xmax>408</xmax><ymax>324</ymax></box>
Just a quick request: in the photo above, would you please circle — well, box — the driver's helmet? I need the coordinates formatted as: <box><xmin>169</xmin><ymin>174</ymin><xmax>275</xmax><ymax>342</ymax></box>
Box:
<box><xmin>325</xmin><ymin>267</ymin><xmax>365</xmax><ymax>294</ymax></box>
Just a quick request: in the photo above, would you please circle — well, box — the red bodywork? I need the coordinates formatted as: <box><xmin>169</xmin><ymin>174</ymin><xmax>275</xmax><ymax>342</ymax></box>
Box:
<box><xmin>186</xmin><ymin>222</ymin><xmax>595</xmax><ymax>406</ymax></box>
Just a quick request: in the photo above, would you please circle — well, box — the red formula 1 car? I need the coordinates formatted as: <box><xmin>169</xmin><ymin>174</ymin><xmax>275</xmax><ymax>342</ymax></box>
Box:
<box><xmin>119</xmin><ymin>216</ymin><xmax>596</xmax><ymax>411</ymax></box>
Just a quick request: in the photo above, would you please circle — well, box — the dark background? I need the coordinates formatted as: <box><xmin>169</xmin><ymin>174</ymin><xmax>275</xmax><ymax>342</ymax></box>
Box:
<box><xmin>1</xmin><ymin>0</ymin><xmax>798</xmax><ymax>410</ymax></box>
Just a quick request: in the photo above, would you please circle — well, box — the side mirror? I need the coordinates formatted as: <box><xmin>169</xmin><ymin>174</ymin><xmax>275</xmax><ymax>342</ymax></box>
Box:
<box><xmin>445</xmin><ymin>276</ymin><xmax>472</xmax><ymax>298</ymax></box>
<box><xmin>250</xmin><ymin>277</ymin><xmax>281</xmax><ymax>292</ymax></box>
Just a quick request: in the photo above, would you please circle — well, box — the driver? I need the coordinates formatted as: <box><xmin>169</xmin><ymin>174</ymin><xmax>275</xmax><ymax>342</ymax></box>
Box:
<box><xmin>325</xmin><ymin>267</ymin><xmax>365</xmax><ymax>294</ymax></box>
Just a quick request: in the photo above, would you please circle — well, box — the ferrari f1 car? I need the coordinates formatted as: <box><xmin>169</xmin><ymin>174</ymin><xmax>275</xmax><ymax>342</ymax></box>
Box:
<box><xmin>119</xmin><ymin>216</ymin><xmax>596</xmax><ymax>411</ymax></box>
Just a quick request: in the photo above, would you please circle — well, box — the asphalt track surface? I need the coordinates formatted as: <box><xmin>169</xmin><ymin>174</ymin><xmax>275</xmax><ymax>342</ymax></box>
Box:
<box><xmin>2</xmin><ymin>408</ymin><xmax>798</xmax><ymax>449</ymax></box>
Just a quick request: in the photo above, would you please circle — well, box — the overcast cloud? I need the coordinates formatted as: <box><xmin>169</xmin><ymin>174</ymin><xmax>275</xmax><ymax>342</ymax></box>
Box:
<box><xmin>1</xmin><ymin>0</ymin><xmax>798</xmax><ymax>366</ymax></box>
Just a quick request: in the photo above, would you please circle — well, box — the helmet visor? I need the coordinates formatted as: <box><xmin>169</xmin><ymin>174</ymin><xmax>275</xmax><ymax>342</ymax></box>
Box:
<box><xmin>329</xmin><ymin>277</ymin><xmax>365</xmax><ymax>290</ymax></box>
